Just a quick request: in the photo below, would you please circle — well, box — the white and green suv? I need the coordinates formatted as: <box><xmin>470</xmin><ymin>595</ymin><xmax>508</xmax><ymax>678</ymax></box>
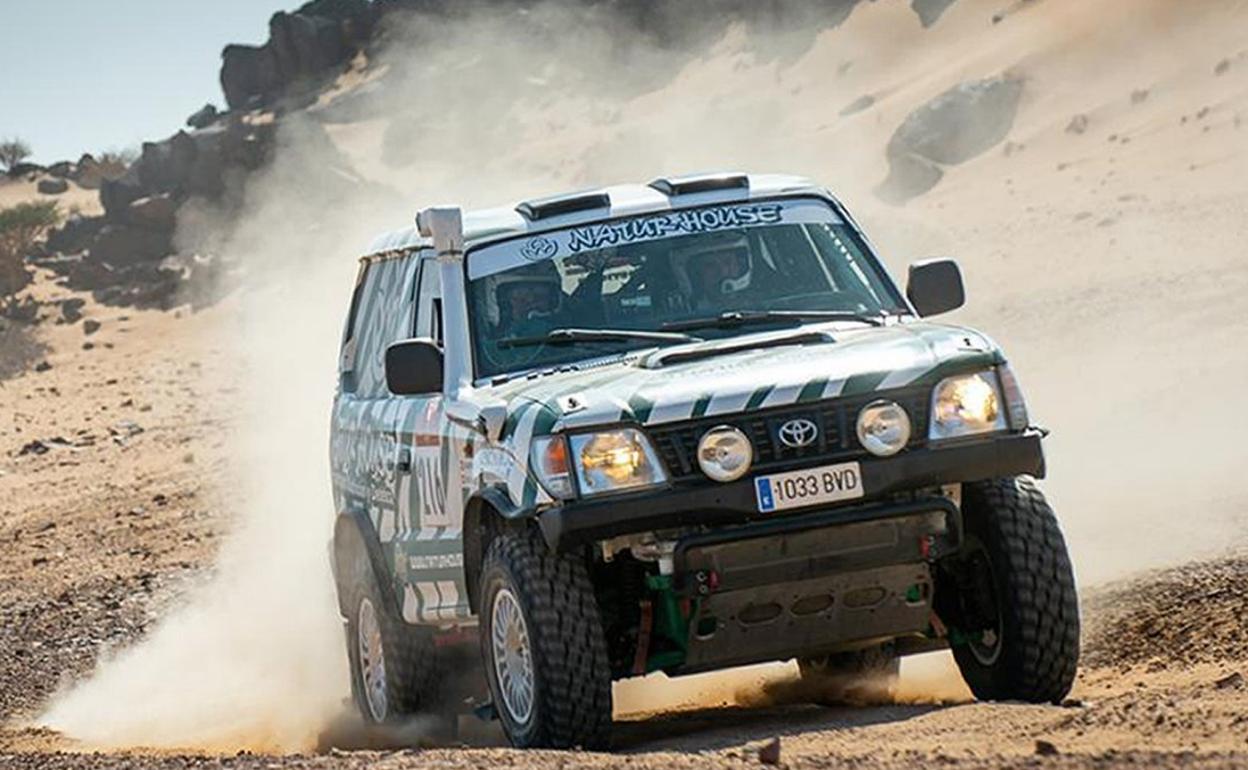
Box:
<box><xmin>329</xmin><ymin>172</ymin><xmax>1079</xmax><ymax>749</ymax></box>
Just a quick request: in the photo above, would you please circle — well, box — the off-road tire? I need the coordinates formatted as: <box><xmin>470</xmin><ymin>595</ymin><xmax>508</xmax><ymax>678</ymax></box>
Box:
<box><xmin>947</xmin><ymin>476</ymin><xmax>1079</xmax><ymax>704</ymax></box>
<box><xmin>479</xmin><ymin>528</ymin><xmax>612</xmax><ymax>749</ymax></box>
<box><xmin>344</xmin><ymin>553</ymin><xmax>441</xmax><ymax>723</ymax></box>
<box><xmin>798</xmin><ymin>643</ymin><xmax>900</xmax><ymax>703</ymax></box>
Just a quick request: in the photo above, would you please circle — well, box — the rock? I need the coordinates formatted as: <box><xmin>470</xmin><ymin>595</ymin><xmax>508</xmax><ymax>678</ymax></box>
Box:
<box><xmin>46</xmin><ymin>161</ymin><xmax>75</xmax><ymax>178</ymax></box>
<box><xmin>46</xmin><ymin>214</ymin><xmax>105</xmax><ymax>255</ymax></box>
<box><xmin>87</xmin><ymin>224</ymin><xmax>173</xmax><ymax>268</ymax></box>
<box><xmin>126</xmin><ymin>194</ymin><xmax>177</xmax><ymax>231</ymax></box>
<box><xmin>876</xmin><ymin>153</ymin><xmax>944</xmax><ymax>204</ymax></box>
<box><xmin>83</xmin><ymin>319</ymin><xmax>101</xmax><ymax>335</ymax></box>
<box><xmin>99</xmin><ymin>168</ymin><xmax>146</xmax><ymax>222</ymax></box>
<box><xmin>840</xmin><ymin>94</ymin><xmax>876</xmax><ymax>116</ymax></box>
<box><xmin>135</xmin><ymin>131</ymin><xmax>198</xmax><ymax>195</ymax></box>
<box><xmin>17</xmin><ymin>439</ymin><xmax>51</xmax><ymax>456</ymax></box>
<box><xmin>60</xmin><ymin>298</ymin><xmax>85</xmax><ymax>323</ymax></box>
<box><xmin>759</xmin><ymin>737</ymin><xmax>782</xmax><ymax>765</ymax></box>
<box><xmin>1066</xmin><ymin>114</ymin><xmax>1090</xmax><ymax>134</ymax></box>
<box><xmin>878</xmin><ymin>75</ymin><xmax>1023</xmax><ymax>202</ymax></box>
<box><xmin>1131</xmin><ymin>88</ymin><xmax>1150</xmax><ymax>105</ymax></box>
<box><xmin>6</xmin><ymin>162</ymin><xmax>45</xmax><ymax>178</ymax></box>
<box><xmin>34</xmin><ymin>360</ymin><xmax>52</xmax><ymax>372</ymax></box>
<box><xmin>186</xmin><ymin>103</ymin><xmax>221</xmax><ymax>129</ymax></box>
<box><xmin>1215</xmin><ymin>58</ymin><xmax>1231</xmax><ymax>76</ymax></box>
<box><xmin>220</xmin><ymin>43</ymin><xmax>284</xmax><ymax>111</ymax></box>
<box><xmin>1034</xmin><ymin>740</ymin><xmax>1059</xmax><ymax>756</ymax></box>
<box><xmin>911</xmin><ymin>0</ymin><xmax>959</xmax><ymax>27</ymax></box>
<box><xmin>1214</xmin><ymin>671</ymin><xmax>1243</xmax><ymax>689</ymax></box>
<box><xmin>1</xmin><ymin>296</ymin><xmax>39</xmax><ymax>322</ymax></box>
<box><xmin>37</xmin><ymin>178</ymin><xmax>69</xmax><ymax>195</ymax></box>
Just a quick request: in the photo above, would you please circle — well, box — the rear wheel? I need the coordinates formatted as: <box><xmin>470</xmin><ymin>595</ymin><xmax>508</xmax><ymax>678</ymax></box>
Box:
<box><xmin>940</xmin><ymin>476</ymin><xmax>1079</xmax><ymax>703</ymax></box>
<box><xmin>479</xmin><ymin>528</ymin><xmax>612</xmax><ymax>749</ymax></box>
<box><xmin>798</xmin><ymin>643</ymin><xmax>900</xmax><ymax>703</ymax></box>
<box><xmin>344</xmin><ymin>556</ymin><xmax>441</xmax><ymax>723</ymax></box>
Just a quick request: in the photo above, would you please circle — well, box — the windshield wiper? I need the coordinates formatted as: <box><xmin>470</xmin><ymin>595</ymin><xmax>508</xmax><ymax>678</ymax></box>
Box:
<box><xmin>660</xmin><ymin>310</ymin><xmax>884</xmax><ymax>332</ymax></box>
<box><xmin>497</xmin><ymin>327</ymin><xmax>702</xmax><ymax>349</ymax></box>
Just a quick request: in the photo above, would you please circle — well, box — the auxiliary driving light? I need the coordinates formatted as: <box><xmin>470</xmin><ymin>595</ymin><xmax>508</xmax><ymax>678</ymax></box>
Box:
<box><xmin>856</xmin><ymin>400</ymin><xmax>912</xmax><ymax>457</ymax></box>
<box><xmin>697</xmin><ymin>426</ymin><xmax>753</xmax><ymax>482</ymax></box>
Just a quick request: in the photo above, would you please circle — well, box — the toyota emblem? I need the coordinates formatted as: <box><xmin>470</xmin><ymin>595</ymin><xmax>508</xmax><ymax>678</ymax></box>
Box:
<box><xmin>777</xmin><ymin>418</ymin><xmax>818</xmax><ymax>449</ymax></box>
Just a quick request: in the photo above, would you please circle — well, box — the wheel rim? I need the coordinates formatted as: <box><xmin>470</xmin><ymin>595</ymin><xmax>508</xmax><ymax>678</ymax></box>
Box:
<box><xmin>357</xmin><ymin>597</ymin><xmax>388</xmax><ymax>722</ymax></box>
<box><xmin>491</xmin><ymin>587</ymin><xmax>535</xmax><ymax>726</ymax></box>
<box><xmin>962</xmin><ymin>539</ymin><xmax>1004</xmax><ymax>666</ymax></box>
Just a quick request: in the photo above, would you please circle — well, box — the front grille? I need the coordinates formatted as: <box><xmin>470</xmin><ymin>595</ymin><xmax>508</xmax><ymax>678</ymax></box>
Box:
<box><xmin>648</xmin><ymin>386</ymin><xmax>930</xmax><ymax>482</ymax></box>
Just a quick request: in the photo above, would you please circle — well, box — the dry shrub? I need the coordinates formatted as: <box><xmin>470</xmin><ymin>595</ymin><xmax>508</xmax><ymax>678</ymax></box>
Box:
<box><xmin>0</xmin><ymin>200</ymin><xmax>60</xmax><ymax>297</ymax></box>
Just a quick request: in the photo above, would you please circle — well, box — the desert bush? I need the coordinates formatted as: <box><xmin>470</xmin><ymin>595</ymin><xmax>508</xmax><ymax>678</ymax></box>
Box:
<box><xmin>0</xmin><ymin>201</ymin><xmax>60</xmax><ymax>296</ymax></box>
<box><xmin>98</xmin><ymin>147</ymin><xmax>139</xmax><ymax>167</ymax></box>
<box><xmin>0</xmin><ymin>137</ymin><xmax>32</xmax><ymax>172</ymax></box>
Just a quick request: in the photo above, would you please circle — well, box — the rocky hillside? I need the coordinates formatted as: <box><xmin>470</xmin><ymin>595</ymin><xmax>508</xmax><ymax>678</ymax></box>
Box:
<box><xmin>3</xmin><ymin>0</ymin><xmax>1031</xmax><ymax>322</ymax></box>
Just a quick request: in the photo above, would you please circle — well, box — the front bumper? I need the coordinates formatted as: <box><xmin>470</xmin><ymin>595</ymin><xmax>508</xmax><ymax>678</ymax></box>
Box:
<box><xmin>538</xmin><ymin>429</ymin><xmax>1044</xmax><ymax>550</ymax></box>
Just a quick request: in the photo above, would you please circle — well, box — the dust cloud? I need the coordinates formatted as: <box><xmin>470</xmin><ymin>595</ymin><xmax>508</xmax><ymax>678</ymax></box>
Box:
<box><xmin>37</xmin><ymin>0</ymin><xmax>1248</xmax><ymax>753</ymax></box>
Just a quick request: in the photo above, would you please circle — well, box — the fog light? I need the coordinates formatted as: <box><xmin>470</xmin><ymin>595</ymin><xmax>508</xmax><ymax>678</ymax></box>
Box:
<box><xmin>697</xmin><ymin>426</ymin><xmax>753</xmax><ymax>482</ymax></box>
<box><xmin>857</xmin><ymin>400</ymin><xmax>911</xmax><ymax>457</ymax></box>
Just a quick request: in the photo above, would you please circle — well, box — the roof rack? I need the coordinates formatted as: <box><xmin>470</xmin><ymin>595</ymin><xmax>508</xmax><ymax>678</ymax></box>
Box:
<box><xmin>648</xmin><ymin>172</ymin><xmax>749</xmax><ymax>196</ymax></box>
<box><xmin>515</xmin><ymin>190</ymin><xmax>612</xmax><ymax>221</ymax></box>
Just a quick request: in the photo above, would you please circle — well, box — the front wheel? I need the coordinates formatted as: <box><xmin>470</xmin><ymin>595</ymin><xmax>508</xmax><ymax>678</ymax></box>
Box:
<box><xmin>479</xmin><ymin>528</ymin><xmax>612</xmax><ymax>749</ymax></box>
<box><xmin>940</xmin><ymin>476</ymin><xmax>1080</xmax><ymax>704</ymax></box>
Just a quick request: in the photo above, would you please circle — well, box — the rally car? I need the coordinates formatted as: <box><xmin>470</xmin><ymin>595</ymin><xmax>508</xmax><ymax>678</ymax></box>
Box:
<box><xmin>328</xmin><ymin>172</ymin><xmax>1079</xmax><ymax>749</ymax></box>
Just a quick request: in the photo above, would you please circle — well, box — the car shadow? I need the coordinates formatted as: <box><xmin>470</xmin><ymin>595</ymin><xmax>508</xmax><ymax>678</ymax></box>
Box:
<box><xmin>612</xmin><ymin>700</ymin><xmax>947</xmax><ymax>753</ymax></box>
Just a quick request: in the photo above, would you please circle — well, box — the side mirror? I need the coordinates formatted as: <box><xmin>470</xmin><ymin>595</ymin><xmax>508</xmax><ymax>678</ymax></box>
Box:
<box><xmin>385</xmin><ymin>338</ymin><xmax>443</xmax><ymax>396</ymax></box>
<box><xmin>906</xmin><ymin>259</ymin><xmax>965</xmax><ymax>317</ymax></box>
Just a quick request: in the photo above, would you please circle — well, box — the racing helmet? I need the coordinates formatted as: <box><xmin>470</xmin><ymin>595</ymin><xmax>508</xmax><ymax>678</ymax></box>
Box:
<box><xmin>672</xmin><ymin>232</ymin><xmax>754</xmax><ymax>301</ymax></box>
<box><xmin>485</xmin><ymin>262</ymin><xmax>563</xmax><ymax>328</ymax></box>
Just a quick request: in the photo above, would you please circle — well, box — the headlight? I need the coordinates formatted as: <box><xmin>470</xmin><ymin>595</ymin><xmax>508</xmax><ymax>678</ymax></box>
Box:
<box><xmin>857</xmin><ymin>400</ymin><xmax>912</xmax><ymax>457</ymax></box>
<box><xmin>568</xmin><ymin>428</ymin><xmax>667</xmax><ymax>496</ymax></box>
<box><xmin>696</xmin><ymin>426</ymin><xmax>753</xmax><ymax>482</ymax></box>
<box><xmin>929</xmin><ymin>371</ymin><xmax>1008</xmax><ymax>440</ymax></box>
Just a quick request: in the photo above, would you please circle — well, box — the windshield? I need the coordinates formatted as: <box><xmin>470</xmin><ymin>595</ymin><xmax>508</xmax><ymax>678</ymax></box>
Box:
<box><xmin>467</xmin><ymin>198</ymin><xmax>905</xmax><ymax>378</ymax></box>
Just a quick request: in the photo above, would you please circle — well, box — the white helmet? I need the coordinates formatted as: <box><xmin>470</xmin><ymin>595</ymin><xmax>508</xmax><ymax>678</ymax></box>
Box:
<box><xmin>484</xmin><ymin>263</ymin><xmax>563</xmax><ymax>327</ymax></box>
<box><xmin>672</xmin><ymin>233</ymin><xmax>754</xmax><ymax>302</ymax></box>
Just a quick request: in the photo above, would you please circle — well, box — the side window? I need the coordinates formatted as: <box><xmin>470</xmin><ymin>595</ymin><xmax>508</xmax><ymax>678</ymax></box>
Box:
<box><xmin>414</xmin><ymin>257</ymin><xmax>443</xmax><ymax>343</ymax></box>
<box><xmin>349</xmin><ymin>253</ymin><xmax>422</xmax><ymax>398</ymax></box>
<box><xmin>339</xmin><ymin>262</ymin><xmax>372</xmax><ymax>394</ymax></box>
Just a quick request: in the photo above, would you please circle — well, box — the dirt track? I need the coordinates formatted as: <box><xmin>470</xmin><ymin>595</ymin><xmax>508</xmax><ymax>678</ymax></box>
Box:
<box><xmin>2</xmin><ymin>284</ymin><xmax>1247</xmax><ymax>768</ymax></box>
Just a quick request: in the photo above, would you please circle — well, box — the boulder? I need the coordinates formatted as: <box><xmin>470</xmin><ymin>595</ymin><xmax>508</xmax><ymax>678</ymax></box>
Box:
<box><xmin>878</xmin><ymin>75</ymin><xmax>1023</xmax><ymax>202</ymax></box>
<box><xmin>135</xmin><ymin>130</ymin><xmax>198</xmax><ymax>194</ymax></box>
<box><xmin>37</xmin><ymin>178</ymin><xmax>69</xmax><ymax>195</ymax></box>
<box><xmin>911</xmin><ymin>0</ymin><xmax>959</xmax><ymax>27</ymax></box>
<box><xmin>99</xmin><ymin>167</ymin><xmax>145</xmax><ymax>222</ymax></box>
<box><xmin>87</xmin><ymin>224</ymin><xmax>173</xmax><ymax>268</ymax></box>
<box><xmin>186</xmin><ymin>103</ymin><xmax>222</xmax><ymax>130</ymax></box>
<box><xmin>45</xmin><ymin>214</ymin><xmax>105</xmax><ymax>255</ymax></box>
<box><xmin>6</xmin><ymin>162</ymin><xmax>45</xmax><ymax>178</ymax></box>
<box><xmin>46</xmin><ymin>161</ymin><xmax>75</xmax><ymax>178</ymax></box>
<box><xmin>126</xmin><ymin>194</ymin><xmax>178</xmax><ymax>231</ymax></box>
<box><xmin>220</xmin><ymin>43</ymin><xmax>283</xmax><ymax>111</ymax></box>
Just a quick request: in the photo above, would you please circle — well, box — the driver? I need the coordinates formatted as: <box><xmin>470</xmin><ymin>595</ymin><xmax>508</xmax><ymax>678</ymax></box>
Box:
<box><xmin>489</xmin><ymin>265</ymin><xmax>563</xmax><ymax>338</ymax></box>
<box><xmin>676</xmin><ymin>234</ymin><xmax>755</xmax><ymax>311</ymax></box>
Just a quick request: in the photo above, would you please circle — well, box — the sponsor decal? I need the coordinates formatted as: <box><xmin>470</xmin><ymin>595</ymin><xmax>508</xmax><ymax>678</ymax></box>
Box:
<box><xmin>566</xmin><ymin>204</ymin><xmax>783</xmax><ymax>253</ymax></box>
<box><xmin>520</xmin><ymin>235</ymin><xmax>558</xmax><ymax>261</ymax></box>
<box><xmin>409</xmin><ymin>553</ymin><xmax>465</xmax><ymax>570</ymax></box>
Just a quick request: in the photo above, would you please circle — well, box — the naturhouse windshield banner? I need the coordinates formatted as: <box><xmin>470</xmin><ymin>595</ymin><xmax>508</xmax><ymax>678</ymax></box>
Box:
<box><xmin>467</xmin><ymin>198</ymin><xmax>843</xmax><ymax>279</ymax></box>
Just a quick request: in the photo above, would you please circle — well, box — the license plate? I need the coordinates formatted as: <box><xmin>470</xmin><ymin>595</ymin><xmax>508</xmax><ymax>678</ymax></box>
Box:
<box><xmin>754</xmin><ymin>461</ymin><xmax>863</xmax><ymax>513</ymax></box>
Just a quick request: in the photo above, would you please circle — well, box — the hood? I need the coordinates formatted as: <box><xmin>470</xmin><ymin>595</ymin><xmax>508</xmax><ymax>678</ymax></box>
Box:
<box><xmin>489</xmin><ymin>322</ymin><xmax>1003</xmax><ymax>433</ymax></box>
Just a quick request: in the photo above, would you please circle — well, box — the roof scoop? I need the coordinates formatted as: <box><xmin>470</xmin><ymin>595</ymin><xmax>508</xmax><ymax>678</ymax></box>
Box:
<box><xmin>648</xmin><ymin>172</ymin><xmax>749</xmax><ymax>196</ymax></box>
<box><xmin>516</xmin><ymin>190</ymin><xmax>612</xmax><ymax>220</ymax></box>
